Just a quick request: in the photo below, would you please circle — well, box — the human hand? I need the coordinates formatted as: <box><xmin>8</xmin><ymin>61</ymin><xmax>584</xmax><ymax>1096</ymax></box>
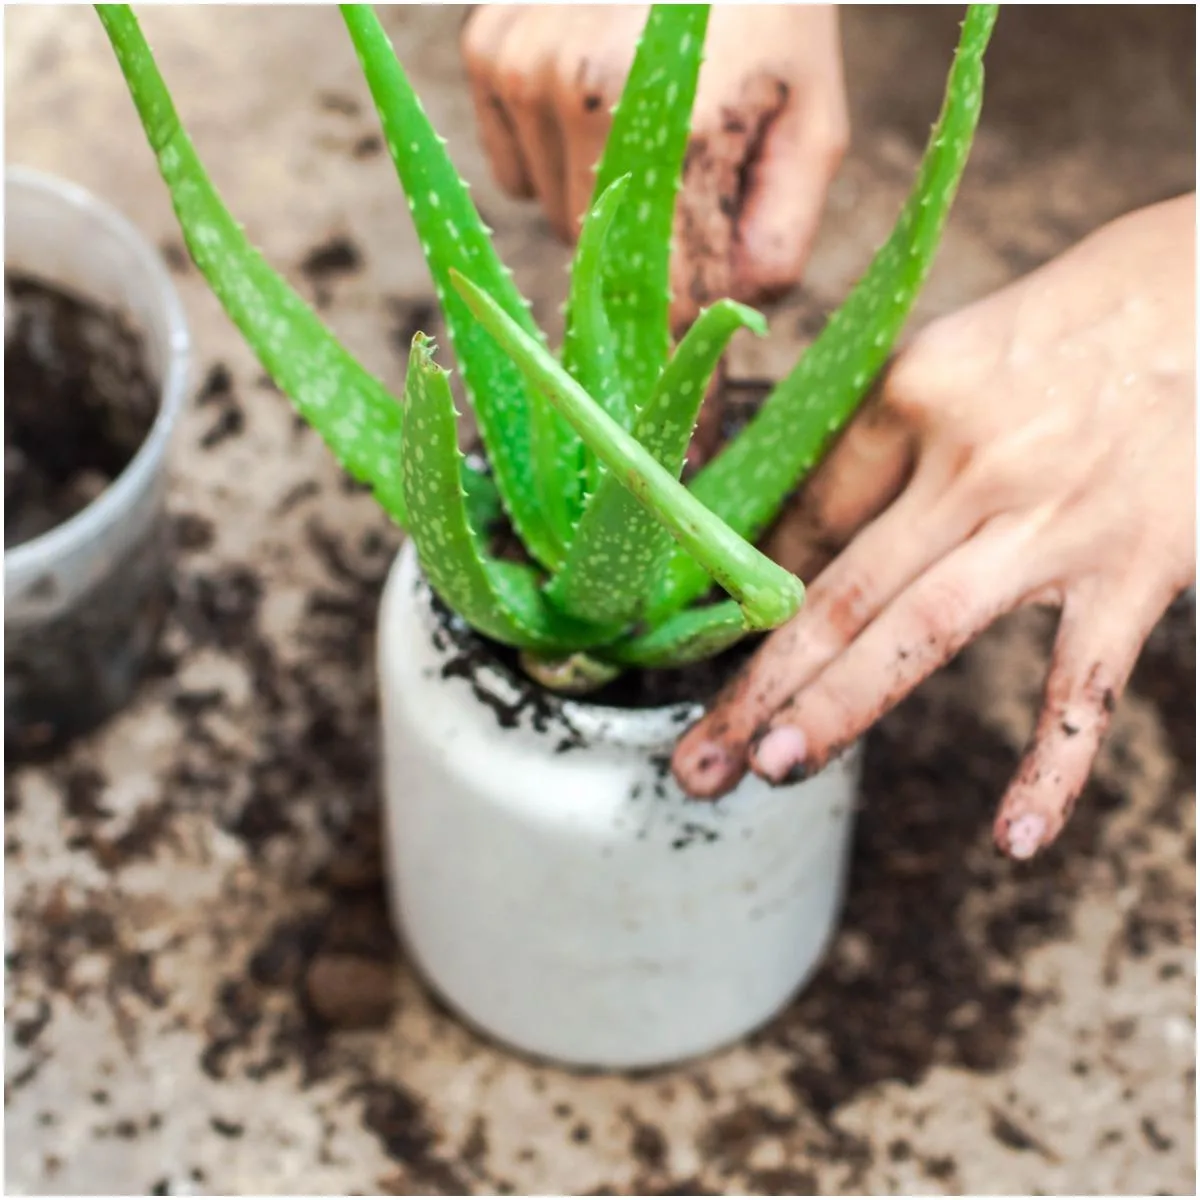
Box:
<box><xmin>460</xmin><ymin>5</ymin><xmax>848</xmax><ymax>327</ymax></box>
<box><xmin>673</xmin><ymin>194</ymin><xmax>1197</xmax><ymax>860</ymax></box>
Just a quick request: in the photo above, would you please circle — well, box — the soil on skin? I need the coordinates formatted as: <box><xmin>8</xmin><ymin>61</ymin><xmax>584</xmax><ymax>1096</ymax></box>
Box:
<box><xmin>4</xmin><ymin>272</ymin><xmax>168</xmax><ymax>760</ymax></box>
<box><xmin>4</xmin><ymin>272</ymin><xmax>158</xmax><ymax>548</ymax></box>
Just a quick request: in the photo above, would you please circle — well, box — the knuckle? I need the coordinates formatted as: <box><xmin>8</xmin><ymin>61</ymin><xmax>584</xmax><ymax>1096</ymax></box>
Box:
<box><xmin>549</xmin><ymin>52</ymin><xmax>607</xmax><ymax>117</ymax></box>
<box><xmin>557</xmin><ymin>90</ymin><xmax>610</xmax><ymax>135</ymax></box>
<box><xmin>495</xmin><ymin>62</ymin><xmax>539</xmax><ymax>109</ymax></box>
<box><xmin>948</xmin><ymin>443</ymin><xmax>1035</xmax><ymax>516</ymax></box>
<box><xmin>901</xmin><ymin>312</ymin><xmax>968</xmax><ymax>372</ymax></box>
<box><xmin>880</xmin><ymin>351</ymin><xmax>930</xmax><ymax>420</ymax></box>
<box><xmin>756</xmin><ymin>228</ymin><xmax>810</xmax><ymax>287</ymax></box>
<box><xmin>814</xmin><ymin>571</ymin><xmax>876</xmax><ymax>643</ymax></box>
<box><xmin>547</xmin><ymin>50</ymin><xmax>580</xmax><ymax>97</ymax></box>
<box><xmin>910</xmin><ymin>576</ymin><xmax>972</xmax><ymax>646</ymax></box>
<box><xmin>884</xmin><ymin>321</ymin><xmax>990</xmax><ymax>436</ymax></box>
<box><xmin>810</xmin><ymin>102</ymin><xmax>850</xmax><ymax>168</ymax></box>
<box><xmin>460</xmin><ymin>10</ymin><xmax>505</xmax><ymax>73</ymax></box>
<box><xmin>762</xmin><ymin>497</ymin><xmax>835</xmax><ymax>579</ymax></box>
<box><xmin>903</xmin><ymin>309</ymin><xmax>998</xmax><ymax>397</ymax></box>
<box><xmin>802</xmin><ymin>676</ymin><xmax>858</xmax><ymax>744</ymax></box>
<box><xmin>742</xmin><ymin>70</ymin><xmax>790</xmax><ymax>116</ymax></box>
<box><xmin>1077</xmin><ymin>660</ymin><xmax>1120</xmax><ymax>718</ymax></box>
<box><xmin>1052</xmin><ymin>697</ymin><xmax>1106</xmax><ymax>744</ymax></box>
<box><xmin>944</xmin><ymin>453</ymin><xmax>1000</xmax><ymax>511</ymax></box>
<box><xmin>740</xmin><ymin>250</ymin><xmax>799</xmax><ymax>299</ymax></box>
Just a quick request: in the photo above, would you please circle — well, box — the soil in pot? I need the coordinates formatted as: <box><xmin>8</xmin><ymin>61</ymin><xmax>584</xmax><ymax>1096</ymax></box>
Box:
<box><xmin>4</xmin><ymin>271</ymin><xmax>171</xmax><ymax>760</ymax></box>
<box><xmin>435</xmin><ymin>563</ymin><xmax>761</xmax><ymax>715</ymax></box>
<box><xmin>488</xmin><ymin>626</ymin><xmax>759</xmax><ymax>713</ymax></box>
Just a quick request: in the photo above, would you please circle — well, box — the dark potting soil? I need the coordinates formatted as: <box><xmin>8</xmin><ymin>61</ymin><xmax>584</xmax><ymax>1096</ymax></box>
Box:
<box><xmin>715</xmin><ymin>377</ymin><xmax>774</xmax><ymax>450</ymax></box>
<box><xmin>430</xmin><ymin>583</ymin><xmax>759</xmax><ymax>716</ymax></box>
<box><xmin>4</xmin><ymin>272</ymin><xmax>169</xmax><ymax>760</ymax></box>
<box><xmin>496</xmin><ymin>633</ymin><xmax>759</xmax><ymax>712</ymax></box>
<box><xmin>5</xmin><ymin>271</ymin><xmax>159</xmax><ymax>548</ymax></box>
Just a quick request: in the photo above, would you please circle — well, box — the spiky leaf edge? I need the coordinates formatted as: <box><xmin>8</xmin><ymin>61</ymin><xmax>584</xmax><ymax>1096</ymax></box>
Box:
<box><xmin>401</xmin><ymin>334</ymin><xmax>612</xmax><ymax>653</ymax></box>
<box><xmin>651</xmin><ymin>3</ymin><xmax>999</xmax><ymax>618</ymax></box>
<box><xmin>342</xmin><ymin>3</ymin><xmax>572</xmax><ymax>569</ymax></box>
<box><xmin>453</xmin><ymin>271</ymin><xmax>805</xmax><ymax>631</ymax></box>
<box><xmin>561</xmin><ymin>174</ymin><xmax>634</xmax><ymax>498</ymax></box>
<box><xmin>563</xmin><ymin>4</ymin><xmax>711</xmax><ymax>418</ymax></box>
<box><xmin>547</xmin><ymin>300</ymin><xmax>767</xmax><ymax>627</ymax></box>
<box><xmin>96</xmin><ymin>3</ymin><xmax>494</xmax><ymax>530</ymax></box>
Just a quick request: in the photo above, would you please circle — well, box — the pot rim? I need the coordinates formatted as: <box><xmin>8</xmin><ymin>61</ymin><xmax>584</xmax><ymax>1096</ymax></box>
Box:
<box><xmin>397</xmin><ymin>540</ymin><xmax>707</xmax><ymax>752</ymax></box>
<box><xmin>3</xmin><ymin>166</ymin><xmax>191</xmax><ymax>587</ymax></box>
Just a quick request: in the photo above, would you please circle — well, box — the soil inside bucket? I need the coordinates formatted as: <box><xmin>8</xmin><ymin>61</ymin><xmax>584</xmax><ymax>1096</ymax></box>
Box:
<box><xmin>4</xmin><ymin>271</ymin><xmax>159</xmax><ymax>548</ymax></box>
<box><xmin>4</xmin><ymin>271</ymin><xmax>169</xmax><ymax>761</ymax></box>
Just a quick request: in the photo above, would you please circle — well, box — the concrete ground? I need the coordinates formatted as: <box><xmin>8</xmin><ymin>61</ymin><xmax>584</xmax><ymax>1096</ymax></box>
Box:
<box><xmin>5</xmin><ymin>5</ymin><xmax>1195</xmax><ymax>1195</ymax></box>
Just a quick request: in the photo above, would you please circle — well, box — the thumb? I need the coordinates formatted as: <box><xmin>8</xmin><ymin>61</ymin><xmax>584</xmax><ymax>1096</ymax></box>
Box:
<box><xmin>734</xmin><ymin>97</ymin><xmax>848</xmax><ymax>298</ymax></box>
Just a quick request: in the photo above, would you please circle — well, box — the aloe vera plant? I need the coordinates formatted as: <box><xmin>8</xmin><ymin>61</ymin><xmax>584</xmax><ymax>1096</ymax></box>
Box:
<box><xmin>97</xmin><ymin>2</ymin><xmax>997</xmax><ymax>693</ymax></box>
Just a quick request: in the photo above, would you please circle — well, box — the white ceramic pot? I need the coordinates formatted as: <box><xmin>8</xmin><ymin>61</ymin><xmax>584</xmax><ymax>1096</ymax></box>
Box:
<box><xmin>378</xmin><ymin>540</ymin><xmax>860</xmax><ymax>1070</ymax></box>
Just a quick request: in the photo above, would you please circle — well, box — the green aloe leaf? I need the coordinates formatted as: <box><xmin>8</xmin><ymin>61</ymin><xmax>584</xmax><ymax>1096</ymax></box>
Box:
<box><xmin>605</xmin><ymin>600</ymin><xmax>750</xmax><ymax>669</ymax></box>
<box><xmin>526</xmin><ymin>381</ymin><xmax>583</xmax><ymax>561</ymax></box>
<box><xmin>97</xmin><ymin>4</ymin><xmax>505</xmax><ymax>529</ymax></box>
<box><xmin>562</xmin><ymin>174</ymin><xmax>634</xmax><ymax>497</ymax></box>
<box><xmin>565</xmin><ymin>4</ymin><xmax>710</xmax><ymax>413</ymax></box>
<box><xmin>401</xmin><ymin>335</ymin><xmax>605</xmax><ymax>652</ymax></box>
<box><xmin>342</xmin><ymin>3</ymin><xmax>570</xmax><ymax>570</ymax></box>
<box><xmin>453</xmin><ymin>272</ymin><xmax>805</xmax><ymax>631</ymax></box>
<box><xmin>650</xmin><ymin>2</ymin><xmax>999</xmax><ymax>618</ymax></box>
<box><xmin>547</xmin><ymin>300</ymin><xmax>767</xmax><ymax>626</ymax></box>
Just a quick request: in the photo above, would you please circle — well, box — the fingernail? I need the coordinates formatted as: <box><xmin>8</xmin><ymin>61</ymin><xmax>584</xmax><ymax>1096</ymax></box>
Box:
<box><xmin>681</xmin><ymin>741</ymin><xmax>733</xmax><ymax>792</ymax></box>
<box><xmin>1006</xmin><ymin>813</ymin><xmax>1047</xmax><ymax>861</ymax></box>
<box><xmin>753</xmin><ymin>726</ymin><xmax>808</xmax><ymax>782</ymax></box>
<box><xmin>779</xmin><ymin>760</ymin><xmax>813</xmax><ymax>785</ymax></box>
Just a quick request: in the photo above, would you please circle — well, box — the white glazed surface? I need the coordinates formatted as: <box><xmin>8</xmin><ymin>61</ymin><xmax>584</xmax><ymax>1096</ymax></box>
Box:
<box><xmin>379</xmin><ymin>542</ymin><xmax>860</xmax><ymax>1070</ymax></box>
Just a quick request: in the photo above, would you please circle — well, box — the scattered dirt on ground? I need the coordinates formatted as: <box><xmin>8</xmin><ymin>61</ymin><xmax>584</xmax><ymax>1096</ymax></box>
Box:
<box><xmin>5</xmin><ymin>4</ymin><xmax>1196</xmax><ymax>1194</ymax></box>
<box><xmin>304</xmin><ymin>953</ymin><xmax>395</xmax><ymax>1030</ymax></box>
<box><xmin>164</xmin><ymin>502</ymin><xmax>1192</xmax><ymax>1192</ymax></box>
<box><xmin>299</xmin><ymin>234</ymin><xmax>364</xmax><ymax>308</ymax></box>
<box><xmin>194</xmin><ymin>362</ymin><xmax>245</xmax><ymax>451</ymax></box>
<box><xmin>6</xmin><ymin>314</ymin><xmax>1194</xmax><ymax>1192</ymax></box>
<box><xmin>679</xmin><ymin>602</ymin><xmax>1194</xmax><ymax>1189</ymax></box>
<box><xmin>1129</xmin><ymin>592</ymin><xmax>1196</xmax><ymax>793</ymax></box>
